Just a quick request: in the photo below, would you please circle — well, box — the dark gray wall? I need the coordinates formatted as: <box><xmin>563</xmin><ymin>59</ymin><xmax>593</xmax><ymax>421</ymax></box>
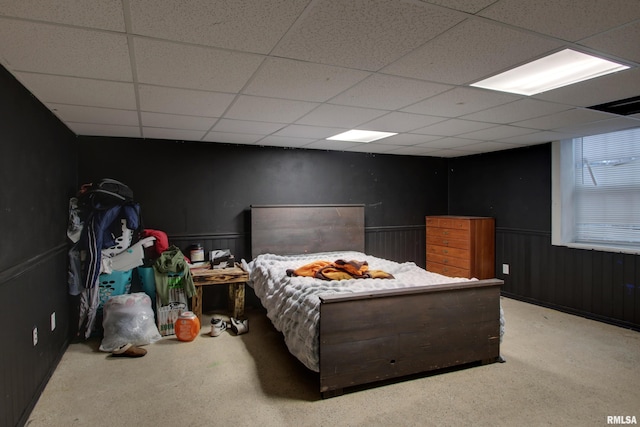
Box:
<box><xmin>77</xmin><ymin>137</ymin><xmax>449</xmax><ymax>266</ymax></box>
<box><xmin>449</xmin><ymin>144</ymin><xmax>639</xmax><ymax>330</ymax></box>
<box><xmin>0</xmin><ymin>66</ymin><xmax>77</xmax><ymax>427</ymax></box>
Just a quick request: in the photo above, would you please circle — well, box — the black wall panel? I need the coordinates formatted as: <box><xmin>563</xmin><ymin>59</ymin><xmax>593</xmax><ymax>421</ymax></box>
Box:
<box><xmin>448</xmin><ymin>144</ymin><xmax>551</xmax><ymax>231</ymax></box>
<box><xmin>0</xmin><ymin>66</ymin><xmax>77</xmax><ymax>427</ymax></box>
<box><xmin>77</xmin><ymin>136</ymin><xmax>448</xmax><ymax>245</ymax></box>
<box><xmin>450</xmin><ymin>144</ymin><xmax>639</xmax><ymax>330</ymax></box>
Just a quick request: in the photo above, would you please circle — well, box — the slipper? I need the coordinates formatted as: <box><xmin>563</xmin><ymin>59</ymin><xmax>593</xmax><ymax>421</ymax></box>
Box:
<box><xmin>112</xmin><ymin>343</ymin><xmax>147</xmax><ymax>358</ymax></box>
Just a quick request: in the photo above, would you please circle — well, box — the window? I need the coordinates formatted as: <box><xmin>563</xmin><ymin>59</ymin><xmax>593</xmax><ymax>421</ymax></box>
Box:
<box><xmin>552</xmin><ymin>127</ymin><xmax>640</xmax><ymax>254</ymax></box>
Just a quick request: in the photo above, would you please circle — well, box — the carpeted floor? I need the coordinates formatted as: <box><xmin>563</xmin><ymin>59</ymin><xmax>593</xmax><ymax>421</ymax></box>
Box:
<box><xmin>26</xmin><ymin>297</ymin><xmax>640</xmax><ymax>427</ymax></box>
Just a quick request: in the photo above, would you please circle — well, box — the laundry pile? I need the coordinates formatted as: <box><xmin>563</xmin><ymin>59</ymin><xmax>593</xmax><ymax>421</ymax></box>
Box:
<box><xmin>67</xmin><ymin>179</ymin><xmax>178</xmax><ymax>342</ymax></box>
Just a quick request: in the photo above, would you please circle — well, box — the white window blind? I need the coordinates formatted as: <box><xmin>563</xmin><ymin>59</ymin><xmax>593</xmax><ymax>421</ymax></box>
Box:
<box><xmin>573</xmin><ymin>128</ymin><xmax>640</xmax><ymax>246</ymax></box>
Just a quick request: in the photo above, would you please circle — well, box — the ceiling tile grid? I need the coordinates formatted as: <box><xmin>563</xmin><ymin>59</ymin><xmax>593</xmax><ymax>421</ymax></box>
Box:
<box><xmin>1</xmin><ymin>0</ymin><xmax>639</xmax><ymax>157</ymax></box>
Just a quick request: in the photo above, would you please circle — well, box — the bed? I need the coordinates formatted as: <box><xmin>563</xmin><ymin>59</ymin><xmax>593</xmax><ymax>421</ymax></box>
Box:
<box><xmin>249</xmin><ymin>204</ymin><xmax>504</xmax><ymax>398</ymax></box>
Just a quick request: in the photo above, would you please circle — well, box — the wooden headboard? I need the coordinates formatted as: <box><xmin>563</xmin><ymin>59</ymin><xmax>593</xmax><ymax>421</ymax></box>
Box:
<box><xmin>251</xmin><ymin>204</ymin><xmax>365</xmax><ymax>258</ymax></box>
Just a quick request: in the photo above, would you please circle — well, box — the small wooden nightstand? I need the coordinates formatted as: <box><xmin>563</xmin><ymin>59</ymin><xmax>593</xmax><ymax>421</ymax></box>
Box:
<box><xmin>190</xmin><ymin>263</ymin><xmax>249</xmax><ymax>323</ymax></box>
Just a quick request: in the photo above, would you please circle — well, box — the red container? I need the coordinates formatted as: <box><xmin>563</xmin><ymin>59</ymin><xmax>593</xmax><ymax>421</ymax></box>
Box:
<box><xmin>175</xmin><ymin>311</ymin><xmax>200</xmax><ymax>342</ymax></box>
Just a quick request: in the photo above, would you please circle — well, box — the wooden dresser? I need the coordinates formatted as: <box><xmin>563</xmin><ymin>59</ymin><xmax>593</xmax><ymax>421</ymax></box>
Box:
<box><xmin>426</xmin><ymin>216</ymin><xmax>495</xmax><ymax>279</ymax></box>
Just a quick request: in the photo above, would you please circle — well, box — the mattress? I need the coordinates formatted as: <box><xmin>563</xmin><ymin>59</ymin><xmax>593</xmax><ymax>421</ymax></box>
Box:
<box><xmin>248</xmin><ymin>251</ymin><xmax>494</xmax><ymax>372</ymax></box>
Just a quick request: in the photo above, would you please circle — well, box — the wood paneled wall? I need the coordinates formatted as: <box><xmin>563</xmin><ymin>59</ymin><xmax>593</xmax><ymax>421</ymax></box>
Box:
<box><xmin>497</xmin><ymin>228</ymin><xmax>639</xmax><ymax>330</ymax></box>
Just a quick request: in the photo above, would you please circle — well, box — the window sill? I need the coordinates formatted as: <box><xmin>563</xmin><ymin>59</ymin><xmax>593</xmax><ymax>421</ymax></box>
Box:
<box><xmin>555</xmin><ymin>242</ymin><xmax>640</xmax><ymax>255</ymax></box>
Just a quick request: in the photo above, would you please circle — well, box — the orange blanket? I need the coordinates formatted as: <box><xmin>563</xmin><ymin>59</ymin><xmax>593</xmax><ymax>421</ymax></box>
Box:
<box><xmin>286</xmin><ymin>259</ymin><xmax>394</xmax><ymax>281</ymax></box>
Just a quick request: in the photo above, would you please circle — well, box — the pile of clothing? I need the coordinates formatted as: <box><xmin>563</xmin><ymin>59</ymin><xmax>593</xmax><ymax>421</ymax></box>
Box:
<box><xmin>67</xmin><ymin>179</ymin><xmax>172</xmax><ymax>339</ymax></box>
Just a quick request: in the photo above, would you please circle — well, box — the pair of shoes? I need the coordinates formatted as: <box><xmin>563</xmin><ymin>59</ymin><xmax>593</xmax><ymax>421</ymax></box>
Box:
<box><xmin>229</xmin><ymin>317</ymin><xmax>249</xmax><ymax>335</ymax></box>
<box><xmin>112</xmin><ymin>343</ymin><xmax>147</xmax><ymax>358</ymax></box>
<box><xmin>210</xmin><ymin>318</ymin><xmax>227</xmax><ymax>337</ymax></box>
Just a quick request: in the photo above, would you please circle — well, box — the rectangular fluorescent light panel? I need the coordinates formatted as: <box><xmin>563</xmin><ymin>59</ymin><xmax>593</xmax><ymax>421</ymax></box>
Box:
<box><xmin>471</xmin><ymin>49</ymin><xmax>630</xmax><ymax>96</ymax></box>
<box><xmin>327</xmin><ymin>129</ymin><xmax>397</xmax><ymax>143</ymax></box>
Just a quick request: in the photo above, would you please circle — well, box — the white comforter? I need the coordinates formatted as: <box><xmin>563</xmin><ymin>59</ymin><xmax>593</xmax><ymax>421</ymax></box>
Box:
<box><xmin>248</xmin><ymin>251</ymin><xmax>479</xmax><ymax>372</ymax></box>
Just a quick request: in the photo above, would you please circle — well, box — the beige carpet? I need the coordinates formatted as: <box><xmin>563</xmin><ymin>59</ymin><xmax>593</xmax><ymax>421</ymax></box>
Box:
<box><xmin>27</xmin><ymin>297</ymin><xmax>639</xmax><ymax>427</ymax></box>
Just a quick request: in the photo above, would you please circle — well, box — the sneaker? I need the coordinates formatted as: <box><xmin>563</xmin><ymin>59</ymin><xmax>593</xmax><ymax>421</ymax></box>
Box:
<box><xmin>210</xmin><ymin>318</ymin><xmax>227</xmax><ymax>337</ymax></box>
<box><xmin>229</xmin><ymin>317</ymin><xmax>249</xmax><ymax>335</ymax></box>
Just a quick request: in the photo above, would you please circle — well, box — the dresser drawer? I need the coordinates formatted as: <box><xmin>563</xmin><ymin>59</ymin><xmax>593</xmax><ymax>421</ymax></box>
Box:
<box><xmin>426</xmin><ymin>244</ymin><xmax>469</xmax><ymax>260</ymax></box>
<box><xmin>427</xmin><ymin>252</ymin><xmax>470</xmax><ymax>269</ymax></box>
<box><xmin>426</xmin><ymin>226</ymin><xmax>468</xmax><ymax>240</ymax></box>
<box><xmin>426</xmin><ymin>262</ymin><xmax>470</xmax><ymax>278</ymax></box>
<box><xmin>426</xmin><ymin>217</ymin><xmax>470</xmax><ymax>230</ymax></box>
<box><xmin>426</xmin><ymin>234</ymin><xmax>470</xmax><ymax>250</ymax></box>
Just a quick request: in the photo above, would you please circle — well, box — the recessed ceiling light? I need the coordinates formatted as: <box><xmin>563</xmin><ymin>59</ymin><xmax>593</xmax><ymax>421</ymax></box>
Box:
<box><xmin>470</xmin><ymin>49</ymin><xmax>630</xmax><ymax>96</ymax></box>
<box><xmin>326</xmin><ymin>129</ymin><xmax>397</xmax><ymax>143</ymax></box>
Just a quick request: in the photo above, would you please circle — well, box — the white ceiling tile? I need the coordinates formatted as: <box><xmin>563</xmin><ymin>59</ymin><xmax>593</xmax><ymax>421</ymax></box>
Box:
<box><xmin>274</xmin><ymin>125</ymin><xmax>348</xmax><ymax>139</ymax></box>
<box><xmin>295</xmin><ymin>104</ymin><xmax>388</xmax><ymax>128</ymax></box>
<box><xmin>243</xmin><ymin>57</ymin><xmax>369</xmax><ymax>102</ymax></box>
<box><xmin>554</xmin><ymin>117</ymin><xmax>640</xmax><ymax>137</ymax></box>
<box><xmin>402</xmin><ymin>87</ymin><xmax>521</xmax><ymax>117</ymax></box>
<box><xmin>478</xmin><ymin>0</ymin><xmax>640</xmax><ymax>42</ymax></box>
<box><xmin>580</xmin><ymin>21</ymin><xmax>640</xmax><ymax>63</ymax></box>
<box><xmin>224</xmin><ymin>95</ymin><xmax>319</xmax><ymax>123</ymax></box>
<box><xmin>420</xmin><ymin>136</ymin><xmax>483</xmax><ymax>149</ymax></box>
<box><xmin>461</xmin><ymin>99</ymin><xmax>572</xmax><ymax>124</ymax></box>
<box><xmin>15</xmin><ymin>73</ymin><xmax>136</xmax><ymax>109</ymax></box>
<box><xmin>374</xmin><ymin>133</ymin><xmax>443</xmax><ymax>146</ymax></box>
<box><xmin>272</xmin><ymin>0</ymin><xmax>466</xmax><ymax>70</ymax></box>
<box><xmin>139</xmin><ymin>85</ymin><xmax>235</xmax><ymax>117</ymax></box>
<box><xmin>459</xmin><ymin>125</ymin><xmax>537</xmax><ymax>141</ymax></box>
<box><xmin>212</xmin><ymin>118</ymin><xmax>285</xmax><ymax>135</ymax></box>
<box><xmin>329</xmin><ymin>74</ymin><xmax>452</xmax><ymax>110</ymax></box>
<box><xmin>202</xmin><ymin>131</ymin><xmax>263</xmax><ymax>145</ymax></box>
<box><xmin>257</xmin><ymin>135</ymin><xmax>317</xmax><ymax>148</ymax></box>
<box><xmin>498</xmin><ymin>130</ymin><xmax>576</xmax><ymax>145</ymax></box>
<box><xmin>67</xmin><ymin>123</ymin><xmax>141</xmax><ymax>138</ymax></box>
<box><xmin>382</xmin><ymin>18</ymin><xmax>563</xmax><ymax>84</ymax></box>
<box><xmin>411</xmin><ymin>118</ymin><xmax>496</xmax><ymax>136</ymax></box>
<box><xmin>459</xmin><ymin>141</ymin><xmax>519</xmax><ymax>152</ymax></box>
<box><xmin>128</xmin><ymin>0</ymin><xmax>310</xmax><ymax>54</ymax></box>
<box><xmin>422</xmin><ymin>0</ymin><xmax>497</xmax><ymax>14</ymax></box>
<box><xmin>141</xmin><ymin>112</ymin><xmax>217</xmax><ymax>131</ymax></box>
<box><xmin>49</xmin><ymin>104</ymin><xmax>138</xmax><ymax>126</ymax></box>
<box><xmin>533</xmin><ymin>68</ymin><xmax>640</xmax><ymax>108</ymax></box>
<box><xmin>142</xmin><ymin>128</ymin><xmax>206</xmax><ymax>141</ymax></box>
<box><xmin>360</xmin><ymin>112</ymin><xmax>448</xmax><ymax>133</ymax></box>
<box><xmin>134</xmin><ymin>38</ymin><xmax>264</xmax><ymax>92</ymax></box>
<box><xmin>0</xmin><ymin>0</ymin><xmax>125</xmax><ymax>31</ymax></box>
<box><xmin>513</xmin><ymin>108</ymin><xmax>617</xmax><ymax>131</ymax></box>
<box><xmin>0</xmin><ymin>19</ymin><xmax>131</xmax><ymax>80</ymax></box>
<box><xmin>3</xmin><ymin>1</ymin><xmax>637</xmax><ymax>156</ymax></box>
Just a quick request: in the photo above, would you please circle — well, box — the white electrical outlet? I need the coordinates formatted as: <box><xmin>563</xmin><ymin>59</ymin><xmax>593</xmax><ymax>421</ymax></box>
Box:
<box><xmin>32</xmin><ymin>327</ymin><xmax>38</xmax><ymax>346</ymax></box>
<box><xmin>51</xmin><ymin>312</ymin><xmax>56</xmax><ymax>331</ymax></box>
<box><xmin>502</xmin><ymin>264</ymin><xmax>510</xmax><ymax>275</ymax></box>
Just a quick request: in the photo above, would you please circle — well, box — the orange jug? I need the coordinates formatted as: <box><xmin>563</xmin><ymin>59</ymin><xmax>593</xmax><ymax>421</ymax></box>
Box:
<box><xmin>175</xmin><ymin>311</ymin><xmax>200</xmax><ymax>342</ymax></box>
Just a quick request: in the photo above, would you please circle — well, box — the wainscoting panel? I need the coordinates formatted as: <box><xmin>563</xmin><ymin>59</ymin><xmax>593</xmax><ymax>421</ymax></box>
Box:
<box><xmin>365</xmin><ymin>225</ymin><xmax>426</xmax><ymax>267</ymax></box>
<box><xmin>1</xmin><ymin>246</ymin><xmax>70</xmax><ymax>427</ymax></box>
<box><xmin>497</xmin><ymin>228</ymin><xmax>639</xmax><ymax>330</ymax></box>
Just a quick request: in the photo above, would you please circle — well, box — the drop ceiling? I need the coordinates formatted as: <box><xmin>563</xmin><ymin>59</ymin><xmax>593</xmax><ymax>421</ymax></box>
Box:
<box><xmin>1</xmin><ymin>0</ymin><xmax>640</xmax><ymax>157</ymax></box>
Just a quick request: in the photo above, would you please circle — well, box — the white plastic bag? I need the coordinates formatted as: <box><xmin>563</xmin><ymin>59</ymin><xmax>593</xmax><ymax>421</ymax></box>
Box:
<box><xmin>99</xmin><ymin>292</ymin><xmax>162</xmax><ymax>352</ymax></box>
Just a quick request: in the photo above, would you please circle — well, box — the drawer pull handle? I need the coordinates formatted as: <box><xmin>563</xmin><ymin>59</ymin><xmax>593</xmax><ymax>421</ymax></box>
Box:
<box><xmin>443</xmin><ymin>249</ymin><xmax>448</xmax><ymax>254</ymax></box>
<box><xmin>443</xmin><ymin>240</ymin><xmax>449</xmax><ymax>244</ymax></box>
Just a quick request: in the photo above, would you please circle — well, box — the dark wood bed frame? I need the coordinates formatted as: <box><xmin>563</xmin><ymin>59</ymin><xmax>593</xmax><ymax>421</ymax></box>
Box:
<box><xmin>251</xmin><ymin>204</ymin><xmax>503</xmax><ymax>398</ymax></box>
